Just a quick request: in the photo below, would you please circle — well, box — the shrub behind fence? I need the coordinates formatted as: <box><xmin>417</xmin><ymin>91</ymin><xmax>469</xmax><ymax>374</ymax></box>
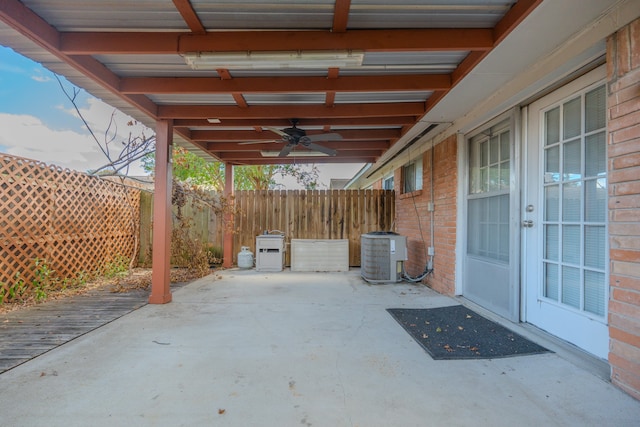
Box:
<box><xmin>0</xmin><ymin>154</ymin><xmax>140</xmax><ymax>299</ymax></box>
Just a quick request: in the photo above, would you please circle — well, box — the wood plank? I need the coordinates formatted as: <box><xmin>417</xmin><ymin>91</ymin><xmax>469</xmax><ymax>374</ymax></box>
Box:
<box><xmin>0</xmin><ymin>284</ymin><xmax>182</xmax><ymax>373</ymax></box>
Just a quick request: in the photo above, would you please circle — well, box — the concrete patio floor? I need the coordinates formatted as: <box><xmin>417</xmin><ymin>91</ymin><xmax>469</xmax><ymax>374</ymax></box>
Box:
<box><xmin>0</xmin><ymin>269</ymin><xmax>638</xmax><ymax>427</ymax></box>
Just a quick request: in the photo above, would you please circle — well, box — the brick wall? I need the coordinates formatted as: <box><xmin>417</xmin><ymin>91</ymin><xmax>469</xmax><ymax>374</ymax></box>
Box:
<box><xmin>607</xmin><ymin>18</ymin><xmax>640</xmax><ymax>401</ymax></box>
<box><xmin>395</xmin><ymin>135</ymin><xmax>458</xmax><ymax>295</ymax></box>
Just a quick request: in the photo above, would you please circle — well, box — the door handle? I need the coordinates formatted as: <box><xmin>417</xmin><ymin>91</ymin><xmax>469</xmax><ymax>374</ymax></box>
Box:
<box><xmin>522</xmin><ymin>220</ymin><xmax>534</xmax><ymax>228</ymax></box>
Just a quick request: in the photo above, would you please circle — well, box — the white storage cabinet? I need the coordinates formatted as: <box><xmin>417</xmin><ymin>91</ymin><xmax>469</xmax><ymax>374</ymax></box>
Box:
<box><xmin>291</xmin><ymin>239</ymin><xmax>349</xmax><ymax>272</ymax></box>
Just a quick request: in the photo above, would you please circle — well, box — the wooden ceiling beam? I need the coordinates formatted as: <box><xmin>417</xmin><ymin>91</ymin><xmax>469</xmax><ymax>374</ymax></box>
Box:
<box><xmin>191</xmin><ymin>129</ymin><xmax>399</xmax><ymax>142</ymax></box>
<box><xmin>216</xmin><ymin>150</ymin><xmax>383</xmax><ymax>161</ymax></box>
<box><xmin>206</xmin><ymin>140</ymin><xmax>390</xmax><ymax>152</ymax></box>
<box><xmin>227</xmin><ymin>157</ymin><xmax>378</xmax><ymax>166</ymax></box>
<box><xmin>58</xmin><ymin>28</ymin><xmax>494</xmax><ymax>55</ymax></box>
<box><xmin>120</xmin><ymin>74</ymin><xmax>450</xmax><ymax>94</ymax></box>
<box><xmin>173</xmin><ymin>117</ymin><xmax>416</xmax><ymax>128</ymax></box>
<box><xmin>159</xmin><ymin>102</ymin><xmax>425</xmax><ymax>120</ymax></box>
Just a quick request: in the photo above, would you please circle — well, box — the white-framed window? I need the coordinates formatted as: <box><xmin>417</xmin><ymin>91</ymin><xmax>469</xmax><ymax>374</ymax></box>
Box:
<box><xmin>402</xmin><ymin>159</ymin><xmax>422</xmax><ymax>193</ymax></box>
<box><xmin>382</xmin><ymin>175</ymin><xmax>394</xmax><ymax>190</ymax></box>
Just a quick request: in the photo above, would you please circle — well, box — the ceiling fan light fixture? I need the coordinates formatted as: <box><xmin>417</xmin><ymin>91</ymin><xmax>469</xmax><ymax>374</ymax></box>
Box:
<box><xmin>260</xmin><ymin>150</ymin><xmax>330</xmax><ymax>157</ymax></box>
<box><xmin>184</xmin><ymin>51</ymin><xmax>364</xmax><ymax>70</ymax></box>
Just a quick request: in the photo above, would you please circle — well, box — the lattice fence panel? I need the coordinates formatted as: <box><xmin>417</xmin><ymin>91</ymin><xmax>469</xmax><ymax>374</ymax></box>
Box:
<box><xmin>0</xmin><ymin>154</ymin><xmax>140</xmax><ymax>298</ymax></box>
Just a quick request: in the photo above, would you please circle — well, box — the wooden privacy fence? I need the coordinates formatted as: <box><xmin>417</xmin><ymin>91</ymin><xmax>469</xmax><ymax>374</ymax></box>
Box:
<box><xmin>0</xmin><ymin>154</ymin><xmax>140</xmax><ymax>295</ymax></box>
<box><xmin>233</xmin><ymin>189</ymin><xmax>395</xmax><ymax>266</ymax></box>
<box><xmin>138</xmin><ymin>189</ymin><xmax>223</xmax><ymax>266</ymax></box>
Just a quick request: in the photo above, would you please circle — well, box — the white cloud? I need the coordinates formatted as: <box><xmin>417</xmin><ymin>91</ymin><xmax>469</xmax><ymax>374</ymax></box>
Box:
<box><xmin>30</xmin><ymin>69</ymin><xmax>52</xmax><ymax>83</ymax></box>
<box><xmin>0</xmin><ymin>102</ymin><xmax>151</xmax><ymax>175</ymax></box>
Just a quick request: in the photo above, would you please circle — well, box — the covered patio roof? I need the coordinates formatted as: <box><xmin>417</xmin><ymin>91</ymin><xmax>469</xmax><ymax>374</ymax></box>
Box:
<box><xmin>0</xmin><ymin>0</ymin><xmax>542</xmax><ymax>165</ymax></box>
<box><xmin>1</xmin><ymin>0</ymin><xmax>625</xmax><ymax>304</ymax></box>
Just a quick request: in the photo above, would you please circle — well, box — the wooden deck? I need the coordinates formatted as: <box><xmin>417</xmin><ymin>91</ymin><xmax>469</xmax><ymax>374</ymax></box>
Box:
<box><xmin>0</xmin><ymin>286</ymin><xmax>152</xmax><ymax>373</ymax></box>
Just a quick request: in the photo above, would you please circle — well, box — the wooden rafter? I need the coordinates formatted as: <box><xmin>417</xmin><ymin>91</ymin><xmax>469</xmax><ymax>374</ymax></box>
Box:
<box><xmin>172</xmin><ymin>0</ymin><xmax>206</xmax><ymax>34</ymax></box>
<box><xmin>120</xmin><ymin>74</ymin><xmax>450</xmax><ymax>94</ymax></box>
<box><xmin>173</xmin><ymin>117</ymin><xmax>417</xmax><ymax>128</ymax></box>
<box><xmin>216</xmin><ymin>150</ymin><xmax>382</xmax><ymax>161</ymax></box>
<box><xmin>206</xmin><ymin>140</ymin><xmax>390</xmax><ymax>152</ymax></box>
<box><xmin>158</xmin><ymin>102</ymin><xmax>426</xmax><ymax>120</ymax></box>
<box><xmin>332</xmin><ymin>0</ymin><xmax>351</xmax><ymax>32</ymax></box>
<box><xmin>190</xmin><ymin>129</ymin><xmax>400</xmax><ymax>142</ymax></box>
<box><xmin>227</xmin><ymin>157</ymin><xmax>378</xmax><ymax>166</ymax></box>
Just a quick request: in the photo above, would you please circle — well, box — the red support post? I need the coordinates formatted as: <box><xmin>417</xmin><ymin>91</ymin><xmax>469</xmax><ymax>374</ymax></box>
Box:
<box><xmin>222</xmin><ymin>162</ymin><xmax>235</xmax><ymax>268</ymax></box>
<box><xmin>149</xmin><ymin>119</ymin><xmax>173</xmax><ymax>304</ymax></box>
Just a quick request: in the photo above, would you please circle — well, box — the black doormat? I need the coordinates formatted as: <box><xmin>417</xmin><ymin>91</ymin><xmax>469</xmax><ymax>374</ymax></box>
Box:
<box><xmin>387</xmin><ymin>305</ymin><xmax>550</xmax><ymax>360</ymax></box>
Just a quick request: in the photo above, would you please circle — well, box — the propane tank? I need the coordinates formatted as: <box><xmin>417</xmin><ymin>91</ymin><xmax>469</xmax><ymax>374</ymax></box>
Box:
<box><xmin>237</xmin><ymin>246</ymin><xmax>254</xmax><ymax>269</ymax></box>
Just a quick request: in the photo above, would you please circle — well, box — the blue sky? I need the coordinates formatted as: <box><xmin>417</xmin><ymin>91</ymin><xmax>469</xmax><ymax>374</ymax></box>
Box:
<box><xmin>0</xmin><ymin>45</ymin><xmax>362</xmax><ymax>185</ymax></box>
<box><xmin>0</xmin><ymin>45</ymin><xmax>151</xmax><ymax>175</ymax></box>
<box><xmin>0</xmin><ymin>46</ymin><xmax>90</xmax><ymax>131</ymax></box>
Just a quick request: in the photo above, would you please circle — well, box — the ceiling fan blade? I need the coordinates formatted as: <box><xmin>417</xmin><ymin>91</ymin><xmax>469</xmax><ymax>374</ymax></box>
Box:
<box><xmin>264</xmin><ymin>126</ymin><xmax>288</xmax><ymax>138</ymax></box>
<box><xmin>238</xmin><ymin>139</ymin><xmax>282</xmax><ymax>145</ymax></box>
<box><xmin>303</xmin><ymin>132</ymin><xmax>342</xmax><ymax>143</ymax></box>
<box><xmin>278</xmin><ymin>144</ymin><xmax>294</xmax><ymax>157</ymax></box>
<box><xmin>305</xmin><ymin>142</ymin><xmax>337</xmax><ymax>156</ymax></box>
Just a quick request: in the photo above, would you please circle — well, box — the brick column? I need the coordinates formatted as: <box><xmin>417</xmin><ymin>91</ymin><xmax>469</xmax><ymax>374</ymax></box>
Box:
<box><xmin>607</xmin><ymin>18</ymin><xmax>640</xmax><ymax>401</ymax></box>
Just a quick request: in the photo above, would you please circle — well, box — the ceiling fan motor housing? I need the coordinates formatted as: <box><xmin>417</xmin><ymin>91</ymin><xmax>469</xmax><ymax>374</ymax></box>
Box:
<box><xmin>283</xmin><ymin>126</ymin><xmax>306</xmax><ymax>140</ymax></box>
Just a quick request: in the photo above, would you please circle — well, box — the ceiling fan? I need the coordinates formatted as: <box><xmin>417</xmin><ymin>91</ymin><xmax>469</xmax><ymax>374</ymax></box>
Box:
<box><xmin>239</xmin><ymin>119</ymin><xmax>341</xmax><ymax>157</ymax></box>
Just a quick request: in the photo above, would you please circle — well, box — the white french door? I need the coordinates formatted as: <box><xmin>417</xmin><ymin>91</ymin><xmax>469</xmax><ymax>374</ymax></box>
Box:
<box><xmin>523</xmin><ymin>66</ymin><xmax>609</xmax><ymax>359</ymax></box>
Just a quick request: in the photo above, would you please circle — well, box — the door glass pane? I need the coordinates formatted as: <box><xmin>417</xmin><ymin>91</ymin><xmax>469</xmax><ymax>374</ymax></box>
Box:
<box><xmin>545</xmin><ymin>225</ymin><xmax>559</xmax><ymax>261</ymax></box>
<box><xmin>500</xmin><ymin>160</ymin><xmax>510</xmax><ymax>190</ymax></box>
<box><xmin>500</xmin><ymin>132</ymin><xmax>510</xmax><ymax>161</ymax></box>
<box><xmin>563</xmin><ymin>139</ymin><xmax>581</xmax><ymax>180</ymax></box>
<box><xmin>545</xmin><ymin>146</ymin><xmax>560</xmax><ymax>182</ymax></box>
<box><xmin>545</xmin><ymin>185</ymin><xmax>559</xmax><ymax>221</ymax></box>
<box><xmin>467</xmin><ymin>194</ymin><xmax>509</xmax><ymax>263</ymax></box>
<box><xmin>545</xmin><ymin>107</ymin><xmax>560</xmax><ymax>145</ymax></box>
<box><xmin>562</xmin><ymin>266</ymin><xmax>580</xmax><ymax>308</ymax></box>
<box><xmin>585</xmin><ymin>132</ymin><xmax>606</xmax><ymax>177</ymax></box>
<box><xmin>584</xmin><ymin>270</ymin><xmax>605</xmax><ymax>316</ymax></box>
<box><xmin>480</xmin><ymin>168</ymin><xmax>488</xmax><ymax>192</ymax></box>
<box><xmin>490</xmin><ymin>135</ymin><xmax>499</xmax><ymax>163</ymax></box>
<box><xmin>585</xmin><ymin>226</ymin><xmax>605</xmax><ymax>269</ymax></box>
<box><xmin>544</xmin><ymin>263</ymin><xmax>559</xmax><ymax>301</ymax></box>
<box><xmin>481</xmin><ymin>140</ymin><xmax>488</xmax><ymax>166</ymax></box>
<box><xmin>585</xmin><ymin>179</ymin><xmax>606</xmax><ymax>222</ymax></box>
<box><xmin>563</xmin><ymin>97</ymin><xmax>581</xmax><ymax>139</ymax></box>
<box><xmin>489</xmin><ymin>163</ymin><xmax>500</xmax><ymax>191</ymax></box>
<box><xmin>562</xmin><ymin>225</ymin><xmax>580</xmax><ymax>264</ymax></box>
<box><xmin>562</xmin><ymin>182</ymin><xmax>581</xmax><ymax>222</ymax></box>
<box><xmin>585</xmin><ymin>85</ymin><xmax>606</xmax><ymax>132</ymax></box>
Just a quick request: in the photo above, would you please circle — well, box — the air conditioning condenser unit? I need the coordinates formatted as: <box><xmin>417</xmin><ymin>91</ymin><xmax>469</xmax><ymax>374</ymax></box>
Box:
<box><xmin>360</xmin><ymin>232</ymin><xmax>407</xmax><ymax>283</ymax></box>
